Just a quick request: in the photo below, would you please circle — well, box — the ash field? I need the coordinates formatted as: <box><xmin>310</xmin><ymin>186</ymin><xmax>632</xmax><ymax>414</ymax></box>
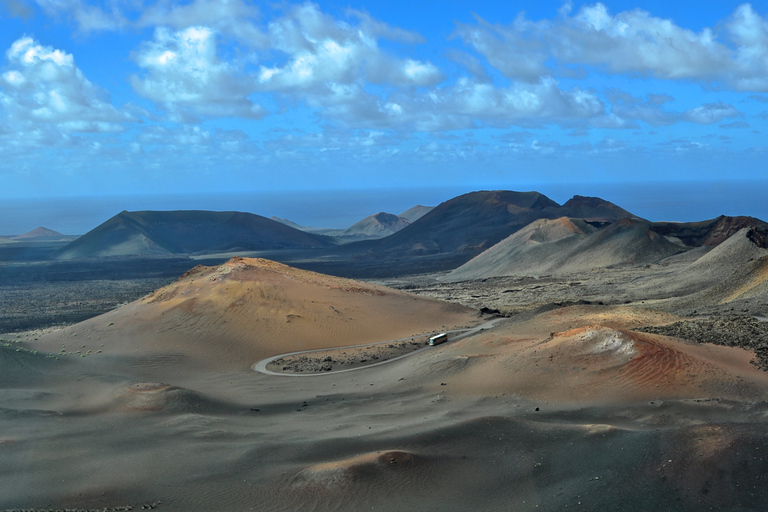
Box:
<box><xmin>4</xmin><ymin>190</ymin><xmax>768</xmax><ymax>511</ymax></box>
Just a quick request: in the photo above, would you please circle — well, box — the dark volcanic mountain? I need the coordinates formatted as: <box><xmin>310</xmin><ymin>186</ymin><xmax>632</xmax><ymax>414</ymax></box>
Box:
<box><xmin>562</xmin><ymin>195</ymin><xmax>640</xmax><ymax>221</ymax></box>
<box><xmin>342</xmin><ymin>212</ymin><xmax>411</xmax><ymax>238</ymax></box>
<box><xmin>652</xmin><ymin>215</ymin><xmax>768</xmax><ymax>247</ymax></box>
<box><xmin>399</xmin><ymin>205</ymin><xmax>434</xmax><ymax>222</ymax></box>
<box><xmin>270</xmin><ymin>216</ymin><xmax>307</xmax><ymax>230</ymax></box>
<box><xmin>272</xmin><ymin>212</ymin><xmax>412</xmax><ymax>242</ymax></box>
<box><xmin>342</xmin><ymin>190</ymin><xmax>637</xmax><ymax>273</ymax></box>
<box><xmin>56</xmin><ymin>210</ymin><xmax>335</xmax><ymax>259</ymax></box>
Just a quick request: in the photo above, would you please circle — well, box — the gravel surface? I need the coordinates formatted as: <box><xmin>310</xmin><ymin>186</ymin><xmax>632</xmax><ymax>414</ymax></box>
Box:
<box><xmin>637</xmin><ymin>316</ymin><xmax>768</xmax><ymax>370</ymax></box>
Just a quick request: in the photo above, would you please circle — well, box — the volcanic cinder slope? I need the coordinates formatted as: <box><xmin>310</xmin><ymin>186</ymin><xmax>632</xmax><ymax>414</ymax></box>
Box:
<box><xmin>7</xmin><ymin>191</ymin><xmax>768</xmax><ymax>511</ymax></box>
<box><xmin>34</xmin><ymin>257</ymin><xmax>479</xmax><ymax>372</ymax></box>
<box><xmin>446</xmin><ymin>217</ymin><xmax>684</xmax><ymax>281</ymax></box>
<box><xmin>634</xmin><ymin>226</ymin><xmax>768</xmax><ymax>311</ymax></box>
<box><xmin>9</xmin><ymin>268</ymin><xmax>768</xmax><ymax>511</ymax></box>
<box><xmin>335</xmin><ymin>190</ymin><xmax>638</xmax><ymax>275</ymax></box>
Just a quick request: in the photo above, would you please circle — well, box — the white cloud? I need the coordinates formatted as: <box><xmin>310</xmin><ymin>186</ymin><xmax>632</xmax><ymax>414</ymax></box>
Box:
<box><xmin>380</xmin><ymin>77</ymin><xmax>608</xmax><ymax>131</ymax></box>
<box><xmin>682</xmin><ymin>102</ymin><xmax>741</xmax><ymax>124</ymax></box>
<box><xmin>455</xmin><ymin>2</ymin><xmax>768</xmax><ymax>92</ymax></box>
<box><xmin>720</xmin><ymin>121</ymin><xmax>750</xmax><ymax>129</ymax></box>
<box><xmin>454</xmin><ymin>15</ymin><xmax>550</xmax><ymax>82</ymax></box>
<box><xmin>298</xmin><ymin>76</ymin><xmax>613</xmax><ymax>132</ymax></box>
<box><xmin>0</xmin><ymin>0</ymin><xmax>34</xmax><ymax>17</ymax></box>
<box><xmin>131</xmin><ymin>26</ymin><xmax>264</xmax><ymax>119</ymax></box>
<box><xmin>0</xmin><ymin>36</ymin><xmax>131</xmax><ymax>132</ymax></box>
<box><xmin>137</xmin><ymin>0</ymin><xmax>267</xmax><ymax>45</ymax></box>
<box><xmin>32</xmin><ymin>0</ymin><xmax>130</xmax><ymax>32</ymax></box>
<box><xmin>257</xmin><ymin>3</ymin><xmax>442</xmax><ymax>91</ymax></box>
<box><xmin>725</xmin><ymin>4</ymin><xmax>768</xmax><ymax>91</ymax></box>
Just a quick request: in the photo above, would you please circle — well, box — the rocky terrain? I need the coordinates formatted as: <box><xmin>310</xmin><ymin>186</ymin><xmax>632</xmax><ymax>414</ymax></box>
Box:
<box><xmin>267</xmin><ymin>337</ymin><xmax>427</xmax><ymax>373</ymax></box>
<box><xmin>638</xmin><ymin>316</ymin><xmax>768</xmax><ymax>370</ymax></box>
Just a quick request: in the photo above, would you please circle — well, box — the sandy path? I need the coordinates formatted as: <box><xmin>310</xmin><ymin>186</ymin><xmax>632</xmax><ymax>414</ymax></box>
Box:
<box><xmin>253</xmin><ymin>317</ymin><xmax>503</xmax><ymax>376</ymax></box>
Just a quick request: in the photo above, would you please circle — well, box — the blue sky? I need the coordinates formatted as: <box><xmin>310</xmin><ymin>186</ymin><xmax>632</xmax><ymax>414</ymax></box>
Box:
<box><xmin>1</xmin><ymin>0</ymin><xmax>767</xmax><ymax>200</ymax></box>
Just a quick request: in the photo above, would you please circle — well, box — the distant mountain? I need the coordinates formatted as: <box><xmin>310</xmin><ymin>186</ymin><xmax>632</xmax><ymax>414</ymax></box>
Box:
<box><xmin>562</xmin><ymin>196</ymin><xmax>640</xmax><ymax>221</ymax></box>
<box><xmin>55</xmin><ymin>210</ymin><xmax>335</xmax><ymax>259</ymax></box>
<box><xmin>270</xmin><ymin>216</ymin><xmax>308</xmax><ymax>230</ymax></box>
<box><xmin>272</xmin><ymin>212</ymin><xmax>412</xmax><ymax>242</ymax></box>
<box><xmin>445</xmin><ymin>217</ymin><xmax>684</xmax><ymax>281</ymax></box>
<box><xmin>652</xmin><ymin>216</ymin><xmax>768</xmax><ymax>247</ymax></box>
<box><xmin>343</xmin><ymin>190</ymin><xmax>638</xmax><ymax>273</ymax></box>
<box><xmin>399</xmin><ymin>205</ymin><xmax>434</xmax><ymax>222</ymax></box>
<box><xmin>11</xmin><ymin>227</ymin><xmax>77</xmax><ymax>241</ymax></box>
<box><xmin>342</xmin><ymin>212</ymin><xmax>411</xmax><ymax>238</ymax></box>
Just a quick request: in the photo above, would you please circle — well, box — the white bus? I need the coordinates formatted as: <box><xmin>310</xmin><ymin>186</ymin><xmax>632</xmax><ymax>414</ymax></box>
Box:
<box><xmin>428</xmin><ymin>333</ymin><xmax>448</xmax><ymax>346</ymax></box>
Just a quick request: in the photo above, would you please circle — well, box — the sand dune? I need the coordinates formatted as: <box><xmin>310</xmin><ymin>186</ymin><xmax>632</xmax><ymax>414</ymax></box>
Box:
<box><xmin>105</xmin><ymin>382</ymin><xmax>230</xmax><ymax>414</ymax></box>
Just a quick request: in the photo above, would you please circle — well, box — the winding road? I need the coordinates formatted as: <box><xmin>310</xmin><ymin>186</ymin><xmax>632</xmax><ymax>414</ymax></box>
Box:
<box><xmin>252</xmin><ymin>317</ymin><xmax>504</xmax><ymax>377</ymax></box>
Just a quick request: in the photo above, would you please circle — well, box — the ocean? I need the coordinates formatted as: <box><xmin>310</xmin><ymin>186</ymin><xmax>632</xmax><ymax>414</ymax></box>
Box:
<box><xmin>2</xmin><ymin>180</ymin><xmax>767</xmax><ymax>236</ymax></box>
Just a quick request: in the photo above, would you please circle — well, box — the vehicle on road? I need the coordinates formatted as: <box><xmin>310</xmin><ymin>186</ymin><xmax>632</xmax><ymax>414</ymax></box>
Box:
<box><xmin>428</xmin><ymin>333</ymin><xmax>448</xmax><ymax>346</ymax></box>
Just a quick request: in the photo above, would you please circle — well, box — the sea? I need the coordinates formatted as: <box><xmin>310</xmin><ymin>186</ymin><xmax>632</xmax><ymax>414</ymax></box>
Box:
<box><xmin>2</xmin><ymin>180</ymin><xmax>767</xmax><ymax>236</ymax></box>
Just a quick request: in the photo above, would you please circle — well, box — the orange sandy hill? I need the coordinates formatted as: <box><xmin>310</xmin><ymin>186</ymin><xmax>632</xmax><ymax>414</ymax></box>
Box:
<box><xmin>35</xmin><ymin>257</ymin><xmax>478</xmax><ymax>371</ymax></box>
<box><xmin>407</xmin><ymin>305</ymin><xmax>768</xmax><ymax>404</ymax></box>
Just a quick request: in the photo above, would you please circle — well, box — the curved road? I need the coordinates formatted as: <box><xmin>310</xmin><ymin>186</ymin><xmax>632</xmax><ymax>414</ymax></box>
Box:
<box><xmin>253</xmin><ymin>317</ymin><xmax>504</xmax><ymax>377</ymax></box>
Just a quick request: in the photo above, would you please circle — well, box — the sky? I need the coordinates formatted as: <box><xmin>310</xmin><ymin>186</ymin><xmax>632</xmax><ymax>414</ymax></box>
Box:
<box><xmin>1</xmin><ymin>0</ymin><xmax>768</xmax><ymax>201</ymax></box>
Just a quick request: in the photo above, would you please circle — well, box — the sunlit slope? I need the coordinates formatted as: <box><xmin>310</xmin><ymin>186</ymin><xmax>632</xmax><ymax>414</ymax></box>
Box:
<box><xmin>35</xmin><ymin>257</ymin><xmax>477</xmax><ymax>370</ymax></box>
<box><xmin>630</xmin><ymin>227</ymin><xmax>768</xmax><ymax>307</ymax></box>
<box><xmin>55</xmin><ymin>210</ymin><xmax>335</xmax><ymax>259</ymax></box>
<box><xmin>444</xmin><ymin>217</ymin><xmax>596</xmax><ymax>280</ymax></box>
<box><xmin>447</xmin><ymin>217</ymin><xmax>683</xmax><ymax>280</ymax></box>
